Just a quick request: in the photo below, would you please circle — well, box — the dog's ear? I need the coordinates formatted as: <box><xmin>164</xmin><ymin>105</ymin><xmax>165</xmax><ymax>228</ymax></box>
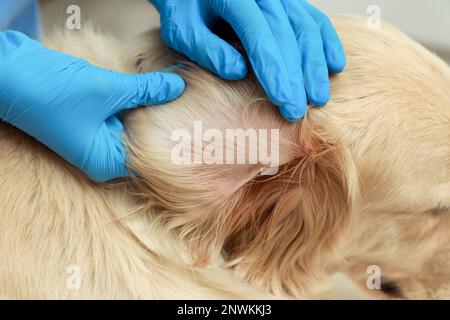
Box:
<box><xmin>129</xmin><ymin>116</ymin><xmax>358</xmax><ymax>297</ymax></box>
<box><xmin>220</xmin><ymin>120</ymin><xmax>358</xmax><ymax>297</ymax></box>
<box><xmin>128</xmin><ymin>124</ymin><xmax>305</xmax><ymax>261</ymax></box>
<box><xmin>165</xmin><ymin>118</ymin><xmax>358</xmax><ymax>297</ymax></box>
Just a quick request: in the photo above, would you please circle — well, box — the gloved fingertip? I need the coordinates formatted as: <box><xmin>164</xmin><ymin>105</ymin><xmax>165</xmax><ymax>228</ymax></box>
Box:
<box><xmin>326</xmin><ymin>45</ymin><xmax>347</xmax><ymax>74</ymax></box>
<box><xmin>279</xmin><ymin>103</ymin><xmax>306</xmax><ymax>122</ymax></box>
<box><xmin>308</xmin><ymin>84</ymin><xmax>330</xmax><ymax>107</ymax></box>
<box><xmin>84</xmin><ymin>160</ymin><xmax>126</xmax><ymax>183</ymax></box>
<box><xmin>328</xmin><ymin>56</ymin><xmax>346</xmax><ymax>74</ymax></box>
<box><xmin>84</xmin><ymin>117</ymin><xmax>130</xmax><ymax>183</ymax></box>
<box><xmin>160</xmin><ymin>72</ymin><xmax>186</xmax><ymax>100</ymax></box>
<box><xmin>305</xmin><ymin>68</ymin><xmax>330</xmax><ymax>107</ymax></box>
<box><xmin>216</xmin><ymin>54</ymin><xmax>248</xmax><ymax>81</ymax></box>
<box><xmin>137</xmin><ymin>72</ymin><xmax>186</xmax><ymax>106</ymax></box>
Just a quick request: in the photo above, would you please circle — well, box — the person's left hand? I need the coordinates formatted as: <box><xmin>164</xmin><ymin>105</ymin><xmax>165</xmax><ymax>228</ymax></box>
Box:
<box><xmin>0</xmin><ymin>31</ymin><xmax>185</xmax><ymax>182</ymax></box>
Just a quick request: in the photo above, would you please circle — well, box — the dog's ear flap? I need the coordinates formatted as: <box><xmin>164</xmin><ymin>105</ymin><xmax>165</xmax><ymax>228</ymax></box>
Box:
<box><xmin>217</xmin><ymin>121</ymin><xmax>358</xmax><ymax>297</ymax></box>
<box><xmin>209</xmin><ymin>136</ymin><xmax>303</xmax><ymax>199</ymax></box>
<box><xmin>162</xmin><ymin>119</ymin><xmax>358</xmax><ymax>297</ymax></box>
<box><xmin>145</xmin><ymin>133</ymin><xmax>306</xmax><ymax>264</ymax></box>
<box><xmin>130</xmin><ymin>109</ymin><xmax>357</xmax><ymax>296</ymax></box>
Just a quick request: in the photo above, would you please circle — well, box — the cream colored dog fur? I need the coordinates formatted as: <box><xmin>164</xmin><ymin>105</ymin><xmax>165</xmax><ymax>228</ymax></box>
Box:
<box><xmin>0</xmin><ymin>16</ymin><xmax>449</xmax><ymax>299</ymax></box>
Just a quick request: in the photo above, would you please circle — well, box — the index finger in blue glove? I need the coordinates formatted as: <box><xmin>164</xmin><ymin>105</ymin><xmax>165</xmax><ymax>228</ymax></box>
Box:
<box><xmin>282</xmin><ymin>0</ymin><xmax>330</xmax><ymax>107</ymax></box>
<box><xmin>107</xmin><ymin>71</ymin><xmax>185</xmax><ymax>116</ymax></box>
<box><xmin>300</xmin><ymin>1</ymin><xmax>346</xmax><ymax>73</ymax></box>
<box><xmin>256</xmin><ymin>0</ymin><xmax>307</xmax><ymax>121</ymax></box>
<box><xmin>209</xmin><ymin>0</ymin><xmax>293</xmax><ymax>110</ymax></box>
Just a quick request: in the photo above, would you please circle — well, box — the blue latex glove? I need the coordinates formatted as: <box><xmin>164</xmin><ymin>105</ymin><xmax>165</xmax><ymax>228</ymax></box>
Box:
<box><xmin>150</xmin><ymin>0</ymin><xmax>346</xmax><ymax>121</ymax></box>
<box><xmin>0</xmin><ymin>31</ymin><xmax>185</xmax><ymax>182</ymax></box>
<box><xmin>0</xmin><ymin>0</ymin><xmax>41</xmax><ymax>40</ymax></box>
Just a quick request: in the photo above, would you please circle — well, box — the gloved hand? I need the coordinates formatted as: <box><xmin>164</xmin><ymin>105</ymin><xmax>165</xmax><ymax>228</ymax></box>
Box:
<box><xmin>0</xmin><ymin>31</ymin><xmax>185</xmax><ymax>182</ymax></box>
<box><xmin>150</xmin><ymin>0</ymin><xmax>346</xmax><ymax>121</ymax></box>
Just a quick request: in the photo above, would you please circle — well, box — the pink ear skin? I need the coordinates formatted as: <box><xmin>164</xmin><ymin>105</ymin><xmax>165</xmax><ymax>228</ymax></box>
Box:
<box><xmin>202</xmin><ymin>121</ymin><xmax>357</xmax><ymax>297</ymax></box>
<box><xmin>213</xmin><ymin>137</ymin><xmax>304</xmax><ymax>199</ymax></box>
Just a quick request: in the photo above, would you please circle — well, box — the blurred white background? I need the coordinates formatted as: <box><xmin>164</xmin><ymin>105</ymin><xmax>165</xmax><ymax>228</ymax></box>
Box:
<box><xmin>311</xmin><ymin>0</ymin><xmax>450</xmax><ymax>60</ymax></box>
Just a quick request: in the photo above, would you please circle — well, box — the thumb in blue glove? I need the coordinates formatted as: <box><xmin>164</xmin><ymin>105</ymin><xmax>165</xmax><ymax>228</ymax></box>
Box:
<box><xmin>0</xmin><ymin>31</ymin><xmax>185</xmax><ymax>182</ymax></box>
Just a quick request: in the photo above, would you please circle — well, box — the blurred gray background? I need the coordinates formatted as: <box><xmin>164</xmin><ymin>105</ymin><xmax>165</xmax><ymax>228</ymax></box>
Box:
<box><xmin>40</xmin><ymin>0</ymin><xmax>450</xmax><ymax>63</ymax></box>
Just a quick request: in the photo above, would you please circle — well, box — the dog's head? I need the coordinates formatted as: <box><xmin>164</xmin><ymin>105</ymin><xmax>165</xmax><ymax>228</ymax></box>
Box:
<box><xmin>124</xmin><ymin>16</ymin><xmax>450</xmax><ymax>298</ymax></box>
<box><xmin>324</xmin><ymin>18</ymin><xmax>450</xmax><ymax>299</ymax></box>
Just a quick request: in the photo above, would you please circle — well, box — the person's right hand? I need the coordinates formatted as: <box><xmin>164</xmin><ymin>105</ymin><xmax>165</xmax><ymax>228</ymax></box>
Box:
<box><xmin>0</xmin><ymin>31</ymin><xmax>185</xmax><ymax>182</ymax></box>
<box><xmin>150</xmin><ymin>0</ymin><xmax>346</xmax><ymax>121</ymax></box>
